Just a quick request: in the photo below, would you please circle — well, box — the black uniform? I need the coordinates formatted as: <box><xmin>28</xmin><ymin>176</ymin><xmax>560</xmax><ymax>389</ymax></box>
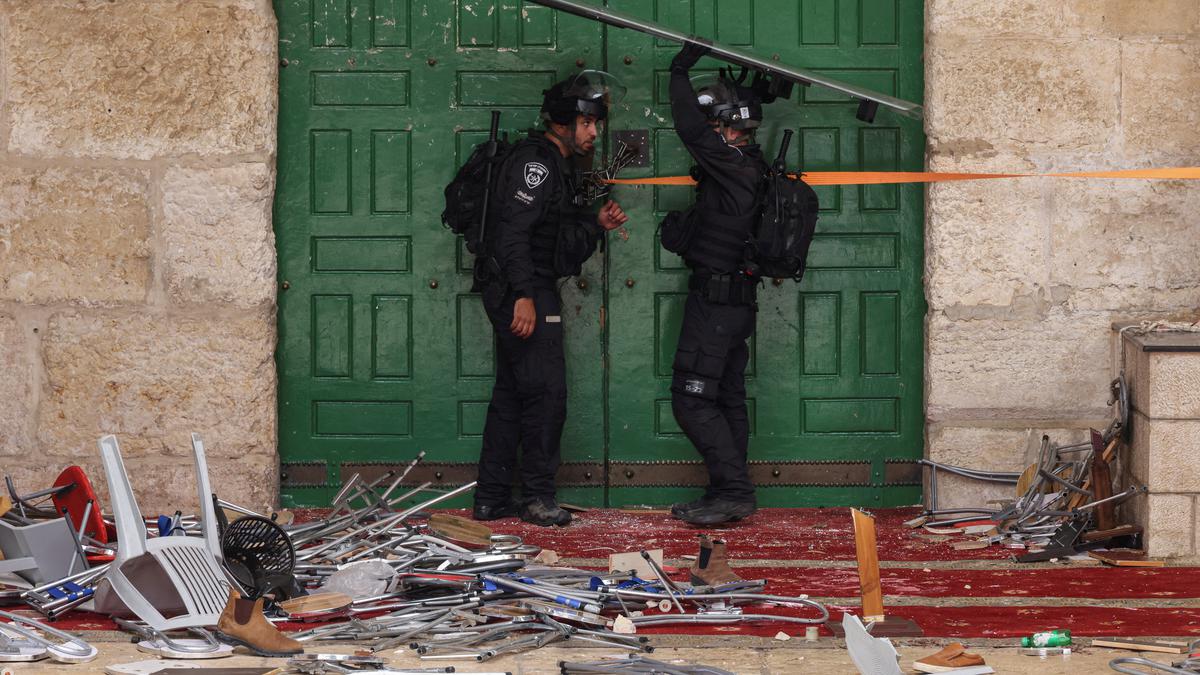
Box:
<box><xmin>668</xmin><ymin>65</ymin><xmax>768</xmax><ymax>507</ymax></box>
<box><xmin>475</xmin><ymin>132</ymin><xmax>603</xmax><ymax>510</ymax></box>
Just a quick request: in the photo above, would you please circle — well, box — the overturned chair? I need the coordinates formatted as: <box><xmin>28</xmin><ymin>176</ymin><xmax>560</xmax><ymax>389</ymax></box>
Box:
<box><xmin>98</xmin><ymin>433</ymin><xmax>231</xmax><ymax>631</ymax></box>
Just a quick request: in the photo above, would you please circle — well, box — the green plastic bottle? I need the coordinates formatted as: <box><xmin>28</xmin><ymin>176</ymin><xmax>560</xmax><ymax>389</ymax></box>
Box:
<box><xmin>1021</xmin><ymin>630</ymin><xmax>1072</xmax><ymax>648</ymax></box>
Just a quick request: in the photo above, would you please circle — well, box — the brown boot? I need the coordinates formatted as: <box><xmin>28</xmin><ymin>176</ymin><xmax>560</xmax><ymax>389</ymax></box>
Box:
<box><xmin>688</xmin><ymin>535</ymin><xmax>743</xmax><ymax>586</ymax></box>
<box><xmin>214</xmin><ymin>589</ymin><xmax>303</xmax><ymax>657</ymax></box>
<box><xmin>913</xmin><ymin>642</ymin><xmax>986</xmax><ymax>673</ymax></box>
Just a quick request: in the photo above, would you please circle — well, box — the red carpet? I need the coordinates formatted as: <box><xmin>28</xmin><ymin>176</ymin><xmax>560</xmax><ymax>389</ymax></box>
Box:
<box><xmin>636</xmin><ymin>606</ymin><xmax>1200</xmax><ymax>638</ymax></box>
<box><xmin>735</xmin><ymin>566</ymin><xmax>1200</xmax><ymax>600</ymax></box>
<box><xmin>16</xmin><ymin>508</ymin><xmax>1199</xmax><ymax>639</ymax></box>
<box><xmin>459</xmin><ymin>507</ymin><xmax>1012</xmax><ymax>561</ymax></box>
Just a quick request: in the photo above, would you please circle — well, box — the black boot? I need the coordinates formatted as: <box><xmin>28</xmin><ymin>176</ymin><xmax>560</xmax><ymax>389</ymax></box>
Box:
<box><xmin>680</xmin><ymin>499</ymin><xmax>756</xmax><ymax>526</ymax></box>
<box><xmin>520</xmin><ymin>498</ymin><xmax>572</xmax><ymax>527</ymax></box>
<box><xmin>670</xmin><ymin>494</ymin><xmax>714</xmax><ymax>519</ymax></box>
<box><xmin>472</xmin><ymin>501</ymin><xmax>518</xmax><ymax>521</ymax></box>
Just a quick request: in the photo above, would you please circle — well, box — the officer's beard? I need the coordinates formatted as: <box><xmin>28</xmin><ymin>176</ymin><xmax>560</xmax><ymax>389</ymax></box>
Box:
<box><xmin>548</xmin><ymin>122</ymin><xmax>596</xmax><ymax>171</ymax></box>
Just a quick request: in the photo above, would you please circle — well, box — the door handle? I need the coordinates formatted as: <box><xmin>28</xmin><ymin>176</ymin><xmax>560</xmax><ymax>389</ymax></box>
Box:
<box><xmin>625</xmin><ymin>278</ymin><xmax>636</xmax><ymax>289</ymax></box>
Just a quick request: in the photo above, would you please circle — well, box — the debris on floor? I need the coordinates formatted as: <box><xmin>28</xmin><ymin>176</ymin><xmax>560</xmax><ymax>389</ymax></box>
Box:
<box><xmin>1</xmin><ymin>434</ymin><xmax>828</xmax><ymax>669</ymax></box>
<box><xmin>559</xmin><ymin>653</ymin><xmax>736</xmax><ymax>674</ymax></box>
<box><xmin>911</xmin><ymin>377</ymin><xmax>1156</xmax><ymax>563</ymax></box>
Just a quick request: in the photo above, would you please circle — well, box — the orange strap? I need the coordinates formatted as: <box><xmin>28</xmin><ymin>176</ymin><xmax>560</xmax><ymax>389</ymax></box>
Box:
<box><xmin>605</xmin><ymin>167</ymin><xmax>1200</xmax><ymax>187</ymax></box>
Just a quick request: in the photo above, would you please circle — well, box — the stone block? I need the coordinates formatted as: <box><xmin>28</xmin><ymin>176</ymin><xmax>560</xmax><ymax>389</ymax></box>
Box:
<box><xmin>926</xmin><ymin>165</ymin><xmax>1046</xmax><ymax>310</ymax></box>
<box><xmin>1050</xmin><ymin>180</ymin><xmax>1200</xmax><ymax>313</ymax></box>
<box><xmin>0</xmin><ymin>315</ymin><xmax>35</xmax><ymax>457</ymax></box>
<box><xmin>927</xmin><ymin>426</ymin><xmax>1032</xmax><ymax>471</ymax></box>
<box><xmin>1144</xmin><ymin>493</ymin><xmax>1196</xmax><ymax>558</ymax></box>
<box><xmin>140</xmin><ymin>455</ymin><xmax>278</xmax><ymax>515</ymax></box>
<box><xmin>927</xmin><ymin>426</ymin><xmax>1096</xmax><ymax>509</ymax></box>
<box><xmin>928</xmin><ymin>1</ymin><xmax>1089</xmax><ymax>38</ymax></box>
<box><xmin>1146</xmin><ymin>353</ymin><xmax>1200</xmax><ymax>419</ymax></box>
<box><xmin>1093</xmin><ymin>0</ymin><xmax>1200</xmax><ymax>36</ymax></box>
<box><xmin>929</xmin><ymin>472</ymin><xmax>1016</xmax><ymax>513</ymax></box>
<box><xmin>1126</xmin><ymin>339</ymin><xmax>1200</xmax><ymax>420</ymax></box>
<box><xmin>1142</xmin><ymin>418</ymin><xmax>1200</xmax><ymax>493</ymax></box>
<box><xmin>4</xmin><ymin>0</ymin><xmax>276</xmax><ymax>160</ymax></box>
<box><xmin>0</xmin><ymin>166</ymin><xmax>151</xmax><ymax>304</ymax></box>
<box><xmin>926</xmin><ymin>38</ymin><xmax>1120</xmax><ymax>155</ymax></box>
<box><xmin>928</xmin><ymin>1</ymin><xmax>1198</xmax><ymax>39</ymax></box>
<box><xmin>928</xmin><ymin>309</ymin><xmax>1114</xmax><ymax>417</ymax></box>
<box><xmin>161</xmin><ymin>164</ymin><xmax>277</xmax><ymax>308</ymax></box>
<box><xmin>38</xmin><ymin>311</ymin><xmax>276</xmax><ymax>465</ymax></box>
<box><xmin>1122</xmin><ymin>42</ymin><xmax>1200</xmax><ymax>162</ymax></box>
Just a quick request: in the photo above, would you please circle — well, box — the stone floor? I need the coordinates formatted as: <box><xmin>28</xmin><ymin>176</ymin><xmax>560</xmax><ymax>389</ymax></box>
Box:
<box><xmin>14</xmin><ymin>636</ymin><xmax>1186</xmax><ymax>674</ymax></box>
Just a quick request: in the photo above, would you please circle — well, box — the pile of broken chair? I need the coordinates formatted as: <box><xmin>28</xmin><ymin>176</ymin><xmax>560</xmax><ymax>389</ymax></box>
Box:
<box><xmin>1</xmin><ymin>434</ymin><xmax>829</xmax><ymax>671</ymax></box>
<box><xmin>912</xmin><ymin>377</ymin><xmax>1152</xmax><ymax>564</ymax></box>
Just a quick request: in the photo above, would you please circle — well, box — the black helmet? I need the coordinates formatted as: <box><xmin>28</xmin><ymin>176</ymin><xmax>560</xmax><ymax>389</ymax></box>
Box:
<box><xmin>541</xmin><ymin>70</ymin><xmax>626</xmax><ymax>125</ymax></box>
<box><xmin>693</xmin><ymin>72</ymin><xmax>762</xmax><ymax>130</ymax></box>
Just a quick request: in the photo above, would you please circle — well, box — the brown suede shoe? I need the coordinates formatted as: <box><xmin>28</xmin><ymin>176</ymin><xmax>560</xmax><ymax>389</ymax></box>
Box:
<box><xmin>688</xmin><ymin>535</ymin><xmax>743</xmax><ymax>586</ymax></box>
<box><xmin>914</xmin><ymin>642</ymin><xmax>986</xmax><ymax>673</ymax></box>
<box><xmin>214</xmin><ymin>589</ymin><xmax>303</xmax><ymax>657</ymax></box>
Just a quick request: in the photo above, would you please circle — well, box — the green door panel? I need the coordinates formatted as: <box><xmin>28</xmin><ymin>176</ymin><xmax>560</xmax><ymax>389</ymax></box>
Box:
<box><xmin>602</xmin><ymin>0</ymin><xmax>925</xmax><ymax>508</ymax></box>
<box><xmin>276</xmin><ymin>0</ymin><xmax>924</xmax><ymax>508</ymax></box>
<box><xmin>276</xmin><ymin>0</ymin><xmax>606</xmax><ymax>506</ymax></box>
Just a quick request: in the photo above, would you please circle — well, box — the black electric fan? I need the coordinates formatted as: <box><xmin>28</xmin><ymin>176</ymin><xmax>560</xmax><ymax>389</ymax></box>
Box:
<box><xmin>218</xmin><ymin>512</ymin><xmax>299</xmax><ymax>600</ymax></box>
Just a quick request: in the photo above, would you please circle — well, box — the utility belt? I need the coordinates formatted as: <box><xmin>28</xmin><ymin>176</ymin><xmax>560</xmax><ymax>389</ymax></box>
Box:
<box><xmin>688</xmin><ymin>272</ymin><xmax>759</xmax><ymax>306</ymax></box>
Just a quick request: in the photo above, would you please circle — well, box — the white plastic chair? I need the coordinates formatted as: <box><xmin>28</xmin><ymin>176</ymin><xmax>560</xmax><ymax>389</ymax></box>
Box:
<box><xmin>99</xmin><ymin>434</ymin><xmax>230</xmax><ymax>630</ymax></box>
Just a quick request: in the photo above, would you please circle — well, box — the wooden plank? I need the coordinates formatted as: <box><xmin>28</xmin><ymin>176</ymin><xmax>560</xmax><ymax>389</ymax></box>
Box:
<box><xmin>1088</xmin><ymin>550</ymin><xmax>1165</xmax><ymax>567</ymax></box>
<box><xmin>851</xmin><ymin>508</ymin><xmax>885</xmax><ymax>622</ymax></box>
<box><xmin>428</xmin><ymin>513</ymin><xmax>492</xmax><ymax>547</ymax></box>
<box><xmin>1091</xmin><ymin>639</ymin><xmax>1184</xmax><ymax>654</ymax></box>
<box><xmin>279</xmin><ymin>592</ymin><xmax>353</xmax><ymax>615</ymax></box>
<box><xmin>1015</xmin><ymin>463</ymin><xmax>1037</xmax><ymax>496</ymax></box>
<box><xmin>1070</xmin><ymin>432</ymin><xmax>1122</xmax><ymax>510</ymax></box>
<box><xmin>1081</xmin><ymin>524</ymin><xmax>1142</xmax><ymax>543</ymax></box>
<box><xmin>1090</xmin><ymin>453</ymin><xmax>1116</xmax><ymax>531</ymax></box>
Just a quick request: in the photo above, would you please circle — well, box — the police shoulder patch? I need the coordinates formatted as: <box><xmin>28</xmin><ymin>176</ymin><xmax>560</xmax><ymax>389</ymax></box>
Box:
<box><xmin>524</xmin><ymin>162</ymin><xmax>549</xmax><ymax>189</ymax></box>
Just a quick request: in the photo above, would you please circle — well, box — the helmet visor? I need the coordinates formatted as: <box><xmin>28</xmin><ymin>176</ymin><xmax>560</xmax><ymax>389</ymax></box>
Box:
<box><xmin>564</xmin><ymin>69</ymin><xmax>627</xmax><ymax>111</ymax></box>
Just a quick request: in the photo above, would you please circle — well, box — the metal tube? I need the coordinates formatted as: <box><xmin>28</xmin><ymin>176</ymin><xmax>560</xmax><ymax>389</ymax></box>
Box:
<box><xmin>523</xmin><ymin>0</ymin><xmax>922</xmax><ymax>118</ymax></box>
<box><xmin>641</xmin><ymin>551</ymin><xmax>685</xmax><ymax>614</ymax></box>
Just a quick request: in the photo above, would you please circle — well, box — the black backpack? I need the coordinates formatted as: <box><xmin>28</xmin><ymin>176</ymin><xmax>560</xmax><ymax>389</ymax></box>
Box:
<box><xmin>745</xmin><ymin>161</ymin><xmax>820</xmax><ymax>280</ymax></box>
<box><xmin>442</xmin><ymin>112</ymin><xmax>510</xmax><ymax>255</ymax></box>
<box><xmin>659</xmin><ymin>130</ymin><xmax>819</xmax><ymax>281</ymax></box>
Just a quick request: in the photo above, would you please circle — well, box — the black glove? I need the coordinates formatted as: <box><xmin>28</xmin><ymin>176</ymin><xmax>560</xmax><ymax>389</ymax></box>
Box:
<box><xmin>670</xmin><ymin>41</ymin><xmax>711</xmax><ymax>73</ymax></box>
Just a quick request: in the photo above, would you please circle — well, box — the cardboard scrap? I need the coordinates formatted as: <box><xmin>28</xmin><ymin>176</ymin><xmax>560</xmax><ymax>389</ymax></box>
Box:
<box><xmin>531</xmin><ymin>549</ymin><xmax>560</xmax><ymax>565</ymax></box>
<box><xmin>612</xmin><ymin>614</ymin><xmax>637</xmax><ymax>634</ymax></box>
<box><xmin>609</xmin><ymin>549</ymin><xmax>664</xmax><ymax>580</ymax></box>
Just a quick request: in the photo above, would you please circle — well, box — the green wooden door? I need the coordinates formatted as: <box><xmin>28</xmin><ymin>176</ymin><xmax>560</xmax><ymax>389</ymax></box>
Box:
<box><xmin>603</xmin><ymin>0</ymin><xmax>925</xmax><ymax>507</ymax></box>
<box><xmin>275</xmin><ymin>0</ymin><xmax>606</xmax><ymax>506</ymax></box>
<box><xmin>276</xmin><ymin>0</ymin><xmax>924</xmax><ymax>508</ymax></box>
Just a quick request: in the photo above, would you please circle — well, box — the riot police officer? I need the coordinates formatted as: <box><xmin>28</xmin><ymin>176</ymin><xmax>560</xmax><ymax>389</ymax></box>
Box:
<box><xmin>666</xmin><ymin>44</ymin><xmax>768</xmax><ymax>525</ymax></box>
<box><xmin>473</xmin><ymin>71</ymin><xmax>629</xmax><ymax>527</ymax></box>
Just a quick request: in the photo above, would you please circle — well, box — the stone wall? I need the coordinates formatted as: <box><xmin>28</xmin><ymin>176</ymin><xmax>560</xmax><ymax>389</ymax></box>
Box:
<box><xmin>923</xmin><ymin>1</ymin><xmax>1200</xmax><ymax>508</ymax></box>
<box><xmin>0</xmin><ymin>0</ymin><xmax>279</xmax><ymax>513</ymax></box>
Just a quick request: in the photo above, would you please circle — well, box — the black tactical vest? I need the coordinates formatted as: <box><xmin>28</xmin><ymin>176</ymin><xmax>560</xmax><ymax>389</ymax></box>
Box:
<box><xmin>683</xmin><ymin>173</ymin><xmax>762</xmax><ymax>274</ymax></box>
<box><xmin>502</xmin><ymin>137</ymin><xmax>566</xmax><ymax>279</ymax></box>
